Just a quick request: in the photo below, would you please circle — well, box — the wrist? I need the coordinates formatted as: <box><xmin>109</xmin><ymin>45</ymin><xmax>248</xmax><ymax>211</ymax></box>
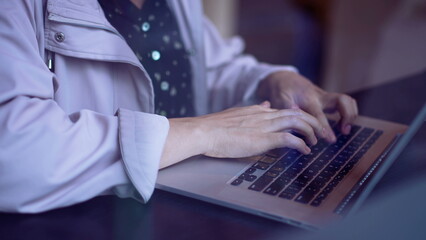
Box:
<box><xmin>160</xmin><ymin>117</ymin><xmax>207</xmax><ymax>169</ymax></box>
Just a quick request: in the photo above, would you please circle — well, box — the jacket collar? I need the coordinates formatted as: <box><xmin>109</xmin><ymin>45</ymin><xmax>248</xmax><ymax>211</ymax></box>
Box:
<box><xmin>47</xmin><ymin>0</ymin><xmax>115</xmax><ymax>30</ymax></box>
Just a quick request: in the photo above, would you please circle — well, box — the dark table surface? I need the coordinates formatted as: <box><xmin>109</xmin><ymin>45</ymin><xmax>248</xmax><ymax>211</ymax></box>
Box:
<box><xmin>1</xmin><ymin>71</ymin><xmax>425</xmax><ymax>240</ymax></box>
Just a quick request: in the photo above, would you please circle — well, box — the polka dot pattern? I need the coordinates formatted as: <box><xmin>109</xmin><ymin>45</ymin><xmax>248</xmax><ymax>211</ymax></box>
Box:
<box><xmin>99</xmin><ymin>0</ymin><xmax>195</xmax><ymax>117</ymax></box>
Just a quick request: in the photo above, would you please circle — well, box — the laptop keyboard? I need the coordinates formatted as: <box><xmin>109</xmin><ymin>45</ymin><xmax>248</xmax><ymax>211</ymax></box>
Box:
<box><xmin>230</xmin><ymin>120</ymin><xmax>383</xmax><ymax>207</ymax></box>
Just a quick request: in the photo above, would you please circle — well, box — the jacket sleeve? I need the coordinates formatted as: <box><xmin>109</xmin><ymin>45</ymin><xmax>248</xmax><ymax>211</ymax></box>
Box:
<box><xmin>203</xmin><ymin>17</ymin><xmax>298</xmax><ymax>112</ymax></box>
<box><xmin>0</xmin><ymin>0</ymin><xmax>168</xmax><ymax>213</ymax></box>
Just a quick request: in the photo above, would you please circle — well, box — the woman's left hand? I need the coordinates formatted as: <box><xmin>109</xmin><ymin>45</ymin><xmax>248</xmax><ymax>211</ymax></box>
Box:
<box><xmin>257</xmin><ymin>71</ymin><xmax>358</xmax><ymax>142</ymax></box>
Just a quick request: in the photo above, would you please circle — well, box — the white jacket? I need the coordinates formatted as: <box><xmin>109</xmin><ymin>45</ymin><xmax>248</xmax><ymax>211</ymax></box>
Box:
<box><xmin>0</xmin><ymin>0</ymin><xmax>296</xmax><ymax>212</ymax></box>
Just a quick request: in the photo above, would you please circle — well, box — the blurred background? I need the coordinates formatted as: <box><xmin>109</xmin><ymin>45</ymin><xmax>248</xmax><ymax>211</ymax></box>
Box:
<box><xmin>203</xmin><ymin>0</ymin><xmax>426</xmax><ymax>93</ymax></box>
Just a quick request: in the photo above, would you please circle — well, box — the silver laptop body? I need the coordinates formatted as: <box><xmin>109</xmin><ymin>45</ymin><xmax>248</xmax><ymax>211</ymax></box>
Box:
<box><xmin>156</xmin><ymin>108</ymin><xmax>425</xmax><ymax>229</ymax></box>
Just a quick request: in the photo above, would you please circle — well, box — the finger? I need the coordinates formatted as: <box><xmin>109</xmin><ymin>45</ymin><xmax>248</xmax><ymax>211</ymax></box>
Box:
<box><xmin>279</xmin><ymin>108</ymin><xmax>327</xmax><ymax>139</ymax></box>
<box><xmin>267</xmin><ymin>111</ymin><xmax>326</xmax><ymax>144</ymax></box>
<box><xmin>269</xmin><ymin>132</ymin><xmax>311</xmax><ymax>155</ymax></box>
<box><xmin>266</xmin><ymin>116</ymin><xmax>318</xmax><ymax>145</ymax></box>
<box><xmin>221</xmin><ymin>103</ymin><xmax>277</xmax><ymax>117</ymax></box>
<box><xmin>259</xmin><ymin>101</ymin><xmax>271</xmax><ymax>108</ymax></box>
<box><xmin>336</xmin><ymin>95</ymin><xmax>358</xmax><ymax>134</ymax></box>
<box><xmin>304</xmin><ymin>101</ymin><xmax>336</xmax><ymax>142</ymax></box>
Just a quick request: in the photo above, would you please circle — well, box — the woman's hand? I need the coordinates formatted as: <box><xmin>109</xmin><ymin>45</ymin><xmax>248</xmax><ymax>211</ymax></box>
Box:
<box><xmin>160</xmin><ymin>102</ymin><xmax>327</xmax><ymax>168</ymax></box>
<box><xmin>257</xmin><ymin>71</ymin><xmax>358</xmax><ymax>142</ymax></box>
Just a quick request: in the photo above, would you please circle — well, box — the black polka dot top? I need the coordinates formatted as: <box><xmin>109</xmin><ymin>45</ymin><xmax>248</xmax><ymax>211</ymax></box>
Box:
<box><xmin>99</xmin><ymin>0</ymin><xmax>195</xmax><ymax>117</ymax></box>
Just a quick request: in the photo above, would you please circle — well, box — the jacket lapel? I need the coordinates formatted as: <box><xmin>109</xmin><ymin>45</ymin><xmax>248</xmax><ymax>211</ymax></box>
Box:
<box><xmin>45</xmin><ymin>0</ymin><xmax>142</xmax><ymax>69</ymax></box>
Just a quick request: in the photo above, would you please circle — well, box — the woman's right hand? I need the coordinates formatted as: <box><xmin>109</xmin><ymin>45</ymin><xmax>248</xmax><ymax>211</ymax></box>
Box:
<box><xmin>160</xmin><ymin>101</ymin><xmax>327</xmax><ymax>169</ymax></box>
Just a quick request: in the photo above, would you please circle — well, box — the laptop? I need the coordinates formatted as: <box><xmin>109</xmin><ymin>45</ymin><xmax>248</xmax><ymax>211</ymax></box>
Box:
<box><xmin>156</xmin><ymin>103</ymin><xmax>426</xmax><ymax>230</ymax></box>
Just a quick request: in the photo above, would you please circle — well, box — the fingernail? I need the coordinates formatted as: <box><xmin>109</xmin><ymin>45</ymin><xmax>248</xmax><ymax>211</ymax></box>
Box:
<box><xmin>304</xmin><ymin>146</ymin><xmax>311</xmax><ymax>154</ymax></box>
<box><xmin>329</xmin><ymin>131</ymin><xmax>336</xmax><ymax>142</ymax></box>
<box><xmin>344</xmin><ymin>124</ymin><xmax>351</xmax><ymax>134</ymax></box>
<box><xmin>260</xmin><ymin>101</ymin><xmax>270</xmax><ymax>108</ymax></box>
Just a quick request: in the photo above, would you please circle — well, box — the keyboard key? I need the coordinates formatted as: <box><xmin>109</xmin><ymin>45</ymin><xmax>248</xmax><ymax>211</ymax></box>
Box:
<box><xmin>231</xmin><ymin>178</ymin><xmax>243</xmax><ymax>186</ymax></box>
<box><xmin>245</xmin><ymin>167</ymin><xmax>256</xmax><ymax>174</ymax></box>
<box><xmin>370</xmin><ymin>130</ymin><xmax>383</xmax><ymax>141</ymax></box>
<box><xmin>311</xmin><ymin>158</ymin><xmax>329</xmax><ymax>170</ymax></box>
<box><xmin>285</xmin><ymin>183</ymin><xmax>303</xmax><ymax>194</ymax></box>
<box><xmin>349</xmin><ymin>125</ymin><xmax>361</xmax><ymax>135</ymax></box>
<box><xmin>333</xmin><ymin>173</ymin><xmax>345</xmax><ymax>183</ymax></box>
<box><xmin>238</xmin><ymin>173</ymin><xmax>248</xmax><ymax>180</ymax></box>
<box><xmin>294</xmin><ymin>159</ymin><xmax>309</xmax><ymax>168</ymax></box>
<box><xmin>288</xmin><ymin>165</ymin><xmax>304</xmax><ymax>175</ymax></box>
<box><xmin>335</xmin><ymin>154</ymin><xmax>350</xmax><ymax>163</ymax></box>
<box><xmin>329</xmin><ymin>161</ymin><xmax>343</xmax><ymax>170</ymax></box>
<box><xmin>245</xmin><ymin>174</ymin><xmax>257</xmax><ymax>182</ymax></box>
<box><xmin>287</xmin><ymin>149</ymin><xmax>302</xmax><ymax>159</ymax></box>
<box><xmin>346</xmin><ymin>143</ymin><xmax>360</xmax><ymax>152</ymax></box>
<box><xmin>282</xmin><ymin>169</ymin><xmax>298</xmax><ymax>179</ymax></box>
<box><xmin>311</xmin><ymin>198</ymin><xmax>322</xmax><ymax>207</ymax></box>
<box><xmin>299</xmin><ymin>154</ymin><xmax>316</xmax><ymax>163</ymax></box>
<box><xmin>358</xmin><ymin>147</ymin><xmax>368</xmax><ymax>154</ymax></box>
<box><xmin>311</xmin><ymin>176</ymin><xmax>327</xmax><ymax>189</ymax></box>
<box><xmin>337</xmin><ymin>158</ymin><xmax>350</xmax><ymax>168</ymax></box>
<box><xmin>310</xmin><ymin>163</ymin><xmax>323</xmax><ymax>172</ymax></box>
<box><xmin>260</xmin><ymin>156</ymin><xmax>277</xmax><ymax>164</ymax></box>
<box><xmin>295</xmin><ymin>190</ymin><xmax>316</xmax><ymax>204</ymax></box>
<box><xmin>343</xmin><ymin>162</ymin><xmax>355</xmax><ymax>171</ymax></box>
<box><xmin>253</xmin><ymin>162</ymin><xmax>269</xmax><ymax>170</ymax></box>
<box><xmin>324</xmin><ymin>147</ymin><xmax>338</xmax><ymax>156</ymax></box>
<box><xmin>324</xmin><ymin>165</ymin><xmax>338</xmax><ymax>176</ymax></box>
<box><xmin>249</xmin><ymin>176</ymin><xmax>274</xmax><ymax>191</ymax></box>
<box><xmin>351</xmin><ymin>152</ymin><xmax>364</xmax><ymax>163</ymax></box>
<box><xmin>270</xmin><ymin>165</ymin><xmax>285</xmax><ymax>172</ymax></box>
<box><xmin>310</xmin><ymin>145</ymin><xmax>324</xmax><ymax>155</ymax></box>
<box><xmin>267</xmin><ymin>148</ymin><xmax>289</xmax><ymax>158</ymax></box>
<box><xmin>315</xmin><ymin>192</ymin><xmax>328</xmax><ymax>201</ymax></box>
<box><xmin>265</xmin><ymin>170</ymin><xmax>280</xmax><ymax>178</ymax></box>
<box><xmin>332</xmin><ymin>158</ymin><xmax>347</xmax><ymax>167</ymax></box>
<box><xmin>338</xmin><ymin>168</ymin><xmax>350</xmax><ymax>179</ymax></box>
<box><xmin>295</xmin><ymin>173</ymin><xmax>313</xmax><ymax>186</ymax></box>
<box><xmin>320</xmin><ymin>168</ymin><xmax>334</xmax><ymax>179</ymax></box>
<box><xmin>305</xmin><ymin>183</ymin><xmax>320</xmax><ymax>193</ymax></box>
<box><xmin>293</xmin><ymin>179</ymin><xmax>308</xmax><ymax>189</ymax></box>
<box><xmin>277</xmin><ymin>157</ymin><xmax>296</xmax><ymax>168</ymax></box>
<box><xmin>311</xmin><ymin>192</ymin><xmax>328</xmax><ymax>207</ymax></box>
<box><xmin>322</xmin><ymin>185</ymin><xmax>334</xmax><ymax>194</ymax></box>
<box><xmin>264</xmin><ymin>177</ymin><xmax>290</xmax><ymax>195</ymax></box>
<box><xmin>332</xmin><ymin>125</ymin><xmax>341</xmax><ymax>135</ymax></box>
<box><xmin>319</xmin><ymin>171</ymin><xmax>333</xmax><ymax>182</ymax></box>
<box><xmin>281</xmin><ymin>154</ymin><xmax>300</xmax><ymax>166</ymax></box>
<box><xmin>319</xmin><ymin>151</ymin><xmax>334</xmax><ymax>161</ymax></box>
<box><xmin>359</xmin><ymin>127</ymin><xmax>374</xmax><ymax>137</ymax></box>
<box><xmin>239</xmin><ymin>173</ymin><xmax>258</xmax><ymax>182</ymax></box>
<box><xmin>311</xmin><ymin>191</ymin><xmax>329</xmax><ymax>207</ymax></box>
<box><xmin>279</xmin><ymin>191</ymin><xmax>295</xmax><ymax>200</ymax></box>
<box><xmin>333</xmin><ymin>167</ymin><xmax>351</xmax><ymax>183</ymax></box>
<box><xmin>339</xmin><ymin>134</ymin><xmax>350</xmax><ymax>142</ymax></box>
<box><xmin>304</xmin><ymin>167</ymin><xmax>319</xmax><ymax>177</ymax></box>
<box><xmin>328</xmin><ymin>179</ymin><xmax>339</xmax><ymax>188</ymax></box>
<box><xmin>245</xmin><ymin>155</ymin><xmax>263</xmax><ymax>162</ymax></box>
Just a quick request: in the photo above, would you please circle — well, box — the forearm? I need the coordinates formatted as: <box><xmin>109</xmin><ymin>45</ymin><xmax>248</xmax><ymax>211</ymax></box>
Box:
<box><xmin>159</xmin><ymin>117</ymin><xmax>207</xmax><ymax>169</ymax></box>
